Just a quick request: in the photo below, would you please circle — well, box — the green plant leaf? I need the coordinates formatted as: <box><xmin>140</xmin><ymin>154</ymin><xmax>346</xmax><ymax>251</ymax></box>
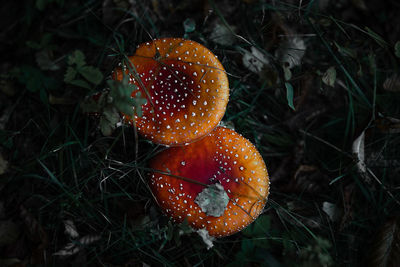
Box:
<box><xmin>40</xmin><ymin>87</ymin><xmax>48</xmax><ymax>105</ymax></box>
<box><xmin>114</xmin><ymin>99</ymin><xmax>135</xmax><ymax>116</ymax></box>
<box><xmin>68</xmin><ymin>79</ymin><xmax>91</xmax><ymax>89</ymax></box>
<box><xmin>283</xmin><ymin>65</ymin><xmax>292</xmax><ymax>81</ymax></box>
<box><xmin>36</xmin><ymin>0</ymin><xmax>48</xmax><ymax>10</ymax></box>
<box><xmin>242</xmin><ymin>215</ymin><xmax>271</xmax><ymax>237</ymax></box>
<box><xmin>100</xmin><ymin>106</ymin><xmax>120</xmax><ymax>136</ymax></box>
<box><xmin>334</xmin><ymin>42</ymin><xmax>357</xmax><ymax>58</ymax></box>
<box><xmin>107</xmin><ymin>77</ymin><xmax>146</xmax><ymax>117</ymax></box>
<box><xmin>80</xmin><ymin>94</ymin><xmax>103</xmax><ymax>114</ymax></box>
<box><xmin>285</xmin><ymin>82</ymin><xmax>295</xmax><ymax>110</ymax></box>
<box><xmin>17</xmin><ymin>66</ymin><xmax>42</xmax><ymax>92</ymax></box>
<box><xmin>68</xmin><ymin>50</ymin><xmax>86</xmax><ymax>67</ymax></box>
<box><xmin>36</xmin><ymin>50</ymin><xmax>60</xmax><ymax>71</ymax></box>
<box><xmin>64</xmin><ymin>67</ymin><xmax>77</xmax><ymax>83</ymax></box>
<box><xmin>78</xmin><ymin>65</ymin><xmax>103</xmax><ymax>85</ymax></box>
<box><xmin>365</xmin><ymin>27</ymin><xmax>387</xmax><ymax>48</ymax></box>
<box><xmin>183</xmin><ymin>18</ymin><xmax>196</xmax><ymax>33</ymax></box>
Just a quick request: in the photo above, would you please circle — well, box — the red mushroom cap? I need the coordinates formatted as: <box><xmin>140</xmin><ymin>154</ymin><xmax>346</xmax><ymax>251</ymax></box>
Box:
<box><xmin>149</xmin><ymin>126</ymin><xmax>270</xmax><ymax>237</ymax></box>
<box><xmin>113</xmin><ymin>38</ymin><xmax>229</xmax><ymax>146</ymax></box>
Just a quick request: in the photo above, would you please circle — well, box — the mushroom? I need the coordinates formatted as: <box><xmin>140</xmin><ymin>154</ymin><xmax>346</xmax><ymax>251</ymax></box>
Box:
<box><xmin>113</xmin><ymin>38</ymin><xmax>229</xmax><ymax>146</ymax></box>
<box><xmin>149</xmin><ymin>126</ymin><xmax>270</xmax><ymax>237</ymax></box>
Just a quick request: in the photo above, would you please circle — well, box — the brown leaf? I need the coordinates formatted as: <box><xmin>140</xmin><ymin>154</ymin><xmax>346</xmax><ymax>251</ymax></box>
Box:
<box><xmin>383</xmin><ymin>74</ymin><xmax>400</xmax><ymax>92</ymax></box>
<box><xmin>0</xmin><ymin>220</ymin><xmax>20</xmax><ymax>246</ymax></box>
<box><xmin>19</xmin><ymin>206</ymin><xmax>48</xmax><ymax>264</ymax></box>
<box><xmin>0</xmin><ymin>153</ymin><xmax>8</xmax><ymax>175</ymax></box>
<box><xmin>366</xmin><ymin>217</ymin><xmax>400</xmax><ymax>267</ymax></box>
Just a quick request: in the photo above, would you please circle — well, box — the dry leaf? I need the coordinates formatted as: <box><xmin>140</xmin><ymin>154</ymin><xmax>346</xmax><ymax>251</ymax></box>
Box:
<box><xmin>196</xmin><ymin>228</ymin><xmax>215</xmax><ymax>250</ymax></box>
<box><xmin>322</xmin><ymin>202</ymin><xmax>341</xmax><ymax>222</ymax></box>
<box><xmin>0</xmin><ymin>220</ymin><xmax>20</xmax><ymax>246</ymax></box>
<box><xmin>322</xmin><ymin>66</ymin><xmax>337</xmax><ymax>87</ymax></box>
<box><xmin>19</xmin><ymin>205</ymin><xmax>48</xmax><ymax>264</ymax></box>
<box><xmin>0</xmin><ymin>153</ymin><xmax>8</xmax><ymax>175</ymax></box>
<box><xmin>383</xmin><ymin>74</ymin><xmax>400</xmax><ymax>92</ymax></box>
<box><xmin>63</xmin><ymin>220</ymin><xmax>79</xmax><ymax>239</ymax></box>
<box><xmin>376</xmin><ymin>116</ymin><xmax>400</xmax><ymax>134</ymax></box>
<box><xmin>276</xmin><ymin>37</ymin><xmax>306</xmax><ymax>69</ymax></box>
<box><xmin>53</xmin><ymin>235</ymin><xmax>101</xmax><ymax>257</ymax></box>
<box><xmin>366</xmin><ymin>217</ymin><xmax>400</xmax><ymax>267</ymax></box>
<box><xmin>210</xmin><ymin>22</ymin><xmax>236</xmax><ymax>46</ymax></box>
<box><xmin>242</xmin><ymin>47</ymin><xmax>269</xmax><ymax>74</ymax></box>
<box><xmin>352</xmin><ymin>131</ymin><xmax>371</xmax><ymax>183</ymax></box>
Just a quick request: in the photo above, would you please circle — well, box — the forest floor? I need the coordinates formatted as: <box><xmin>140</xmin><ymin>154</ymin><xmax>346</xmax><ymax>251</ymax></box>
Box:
<box><xmin>1</xmin><ymin>0</ymin><xmax>400</xmax><ymax>266</ymax></box>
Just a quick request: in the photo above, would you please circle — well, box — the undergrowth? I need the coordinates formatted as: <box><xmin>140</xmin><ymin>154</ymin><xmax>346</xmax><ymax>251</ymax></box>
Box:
<box><xmin>1</xmin><ymin>0</ymin><xmax>400</xmax><ymax>266</ymax></box>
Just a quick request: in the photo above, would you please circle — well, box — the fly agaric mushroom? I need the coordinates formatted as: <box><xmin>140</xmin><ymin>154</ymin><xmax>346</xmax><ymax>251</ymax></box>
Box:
<box><xmin>149</xmin><ymin>126</ymin><xmax>269</xmax><ymax>237</ymax></box>
<box><xmin>113</xmin><ymin>38</ymin><xmax>229</xmax><ymax>146</ymax></box>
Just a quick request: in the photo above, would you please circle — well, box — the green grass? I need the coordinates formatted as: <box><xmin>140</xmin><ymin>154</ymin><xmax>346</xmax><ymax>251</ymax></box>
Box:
<box><xmin>1</xmin><ymin>0</ymin><xmax>400</xmax><ymax>266</ymax></box>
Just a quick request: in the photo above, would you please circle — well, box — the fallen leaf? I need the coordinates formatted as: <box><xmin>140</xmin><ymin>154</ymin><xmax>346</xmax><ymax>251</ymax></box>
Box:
<box><xmin>383</xmin><ymin>74</ymin><xmax>400</xmax><ymax>92</ymax></box>
<box><xmin>352</xmin><ymin>131</ymin><xmax>370</xmax><ymax>183</ymax></box>
<box><xmin>0</xmin><ymin>258</ymin><xmax>22</xmax><ymax>266</ymax></box>
<box><xmin>242</xmin><ymin>46</ymin><xmax>269</xmax><ymax>74</ymax></box>
<box><xmin>322</xmin><ymin>202</ymin><xmax>341</xmax><ymax>222</ymax></box>
<box><xmin>395</xmin><ymin>41</ymin><xmax>400</xmax><ymax>58</ymax></box>
<box><xmin>196</xmin><ymin>228</ymin><xmax>215</xmax><ymax>250</ymax></box>
<box><xmin>276</xmin><ymin>37</ymin><xmax>306</xmax><ymax>69</ymax></box>
<box><xmin>20</xmin><ymin>205</ymin><xmax>48</xmax><ymax>264</ymax></box>
<box><xmin>210</xmin><ymin>22</ymin><xmax>236</xmax><ymax>46</ymax></box>
<box><xmin>64</xmin><ymin>220</ymin><xmax>79</xmax><ymax>239</ymax></box>
<box><xmin>322</xmin><ymin>66</ymin><xmax>337</xmax><ymax>87</ymax></box>
<box><xmin>0</xmin><ymin>220</ymin><xmax>20</xmax><ymax>246</ymax></box>
<box><xmin>35</xmin><ymin>50</ymin><xmax>60</xmax><ymax>71</ymax></box>
<box><xmin>366</xmin><ymin>217</ymin><xmax>400</xmax><ymax>267</ymax></box>
<box><xmin>53</xmin><ymin>235</ymin><xmax>101</xmax><ymax>257</ymax></box>
<box><xmin>0</xmin><ymin>153</ymin><xmax>8</xmax><ymax>175</ymax></box>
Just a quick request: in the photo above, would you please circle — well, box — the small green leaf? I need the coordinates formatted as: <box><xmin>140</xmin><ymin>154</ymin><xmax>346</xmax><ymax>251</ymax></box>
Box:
<box><xmin>68</xmin><ymin>50</ymin><xmax>86</xmax><ymax>67</ymax></box>
<box><xmin>283</xmin><ymin>65</ymin><xmax>292</xmax><ymax>81</ymax></box>
<box><xmin>242</xmin><ymin>215</ymin><xmax>271</xmax><ymax>237</ymax></box>
<box><xmin>64</xmin><ymin>67</ymin><xmax>77</xmax><ymax>83</ymax></box>
<box><xmin>334</xmin><ymin>42</ymin><xmax>357</xmax><ymax>58</ymax></box>
<box><xmin>183</xmin><ymin>18</ymin><xmax>196</xmax><ymax>33</ymax></box>
<box><xmin>36</xmin><ymin>50</ymin><xmax>60</xmax><ymax>71</ymax></box>
<box><xmin>78</xmin><ymin>65</ymin><xmax>103</xmax><ymax>85</ymax></box>
<box><xmin>368</xmin><ymin>53</ymin><xmax>376</xmax><ymax>74</ymax></box>
<box><xmin>114</xmin><ymin>100</ymin><xmax>134</xmax><ymax>116</ymax></box>
<box><xmin>322</xmin><ymin>66</ymin><xmax>336</xmax><ymax>87</ymax></box>
<box><xmin>100</xmin><ymin>106</ymin><xmax>120</xmax><ymax>136</ymax></box>
<box><xmin>40</xmin><ymin>87</ymin><xmax>48</xmax><ymax>105</ymax></box>
<box><xmin>285</xmin><ymin>82</ymin><xmax>295</xmax><ymax>110</ymax></box>
<box><xmin>0</xmin><ymin>220</ymin><xmax>20</xmax><ymax>246</ymax></box>
<box><xmin>365</xmin><ymin>27</ymin><xmax>387</xmax><ymax>48</ymax></box>
<box><xmin>68</xmin><ymin>79</ymin><xmax>91</xmax><ymax>89</ymax></box>
<box><xmin>395</xmin><ymin>41</ymin><xmax>400</xmax><ymax>58</ymax></box>
<box><xmin>80</xmin><ymin>94</ymin><xmax>102</xmax><ymax>113</ymax></box>
<box><xmin>36</xmin><ymin>0</ymin><xmax>47</xmax><ymax>10</ymax></box>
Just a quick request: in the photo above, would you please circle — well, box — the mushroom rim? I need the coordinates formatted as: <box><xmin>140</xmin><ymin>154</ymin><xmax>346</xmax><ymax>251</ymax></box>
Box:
<box><xmin>148</xmin><ymin>167</ymin><xmax>269</xmax><ymax>221</ymax></box>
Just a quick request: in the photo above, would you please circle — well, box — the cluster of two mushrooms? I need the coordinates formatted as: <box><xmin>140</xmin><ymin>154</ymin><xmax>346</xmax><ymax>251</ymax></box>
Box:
<box><xmin>113</xmin><ymin>38</ymin><xmax>270</xmax><ymax>239</ymax></box>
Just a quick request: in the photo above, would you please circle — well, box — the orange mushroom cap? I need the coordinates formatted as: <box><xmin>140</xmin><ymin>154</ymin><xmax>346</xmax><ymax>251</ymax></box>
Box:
<box><xmin>113</xmin><ymin>38</ymin><xmax>229</xmax><ymax>146</ymax></box>
<box><xmin>149</xmin><ymin>126</ymin><xmax>270</xmax><ymax>237</ymax></box>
